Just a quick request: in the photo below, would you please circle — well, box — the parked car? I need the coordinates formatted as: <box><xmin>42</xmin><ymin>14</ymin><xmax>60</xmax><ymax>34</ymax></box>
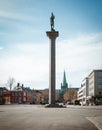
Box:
<box><xmin>67</xmin><ymin>101</ymin><xmax>74</xmax><ymax>105</ymax></box>
<box><xmin>74</xmin><ymin>100</ymin><xmax>81</xmax><ymax>105</ymax></box>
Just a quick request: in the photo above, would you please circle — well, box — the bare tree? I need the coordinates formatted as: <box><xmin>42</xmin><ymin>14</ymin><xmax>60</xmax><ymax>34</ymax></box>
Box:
<box><xmin>7</xmin><ymin>77</ymin><xmax>15</xmax><ymax>90</ymax></box>
<box><xmin>64</xmin><ymin>85</ymin><xmax>77</xmax><ymax>101</ymax></box>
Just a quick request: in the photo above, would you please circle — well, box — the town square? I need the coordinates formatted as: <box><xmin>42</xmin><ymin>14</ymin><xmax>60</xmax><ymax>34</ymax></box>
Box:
<box><xmin>0</xmin><ymin>0</ymin><xmax>102</xmax><ymax>130</ymax></box>
<box><xmin>0</xmin><ymin>105</ymin><xmax>102</xmax><ymax>130</ymax></box>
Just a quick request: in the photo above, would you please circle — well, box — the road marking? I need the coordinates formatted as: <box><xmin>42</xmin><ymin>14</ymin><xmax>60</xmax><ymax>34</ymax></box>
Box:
<box><xmin>87</xmin><ymin>117</ymin><xmax>102</xmax><ymax>130</ymax></box>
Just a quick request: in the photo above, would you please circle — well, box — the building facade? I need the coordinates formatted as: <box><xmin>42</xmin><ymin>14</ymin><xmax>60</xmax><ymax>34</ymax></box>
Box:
<box><xmin>1</xmin><ymin>83</ymin><xmax>35</xmax><ymax>104</ymax></box>
<box><xmin>11</xmin><ymin>83</ymin><xmax>34</xmax><ymax>104</ymax></box>
<box><xmin>10</xmin><ymin>91</ymin><xmax>27</xmax><ymax>104</ymax></box>
<box><xmin>78</xmin><ymin>77</ymin><xmax>89</xmax><ymax>105</ymax></box>
<box><xmin>0</xmin><ymin>87</ymin><xmax>10</xmax><ymax>104</ymax></box>
<box><xmin>88</xmin><ymin>70</ymin><xmax>102</xmax><ymax>101</ymax></box>
<box><xmin>0</xmin><ymin>87</ymin><xmax>3</xmax><ymax>104</ymax></box>
<box><xmin>2</xmin><ymin>90</ymin><xmax>11</xmax><ymax>104</ymax></box>
<box><xmin>78</xmin><ymin>70</ymin><xmax>102</xmax><ymax>105</ymax></box>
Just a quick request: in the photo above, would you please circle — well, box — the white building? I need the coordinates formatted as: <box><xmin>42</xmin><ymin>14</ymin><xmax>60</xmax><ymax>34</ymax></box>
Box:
<box><xmin>78</xmin><ymin>77</ymin><xmax>89</xmax><ymax>105</ymax></box>
<box><xmin>88</xmin><ymin>70</ymin><xmax>102</xmax><ymax>99</ymax></box>
<box><xmin>78</xmin><ymin>70</ymin><xmax>102</xmax><ymax>105</ymax></box>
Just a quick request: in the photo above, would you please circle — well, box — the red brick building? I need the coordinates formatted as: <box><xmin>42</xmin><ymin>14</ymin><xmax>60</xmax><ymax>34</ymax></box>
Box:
<box><xmin>10</xmin><ymin>91</ymin><xmax>27</xmax><ymax>104</ymax></box>
<box><xmin>10</xmin><ymin>83</ymin><xmax>34</xmax><ymax>104</ymax></box>
<box><xmin>1</xmin><ymin>83</ymin><xmax>35</xmax><ymax>104</ymax></box>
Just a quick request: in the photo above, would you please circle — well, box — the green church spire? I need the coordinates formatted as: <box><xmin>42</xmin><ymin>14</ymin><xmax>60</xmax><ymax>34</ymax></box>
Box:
<box><xmin>60</xmin><ymin>70</ymin><xmax>68</xmax><ymax>95</ymax></box>
<box><xmin>63</xmin><ymin>71</ymin><xmax>67</xmax><ymax>87</ymax></box>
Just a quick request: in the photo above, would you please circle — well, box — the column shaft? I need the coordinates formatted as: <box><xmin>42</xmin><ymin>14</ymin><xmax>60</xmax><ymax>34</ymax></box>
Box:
<box><xmin>46</xmin><ymin>31</ymin><xmax>59</xmax><ymax>104</ymax></box>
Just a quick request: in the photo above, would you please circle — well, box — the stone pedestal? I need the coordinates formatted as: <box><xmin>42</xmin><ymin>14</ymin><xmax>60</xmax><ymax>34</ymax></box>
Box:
<box><xmin>46</xmin><ymin>31</ymin><xmax>59</xmax><ymax>104</ymax></box>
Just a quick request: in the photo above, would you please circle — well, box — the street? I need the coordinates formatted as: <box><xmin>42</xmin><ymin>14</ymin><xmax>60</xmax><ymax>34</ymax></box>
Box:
<box><xmin>0</xmin><ymin>105</ymin><xmax>102</xmax><ymax>130</ymax></box>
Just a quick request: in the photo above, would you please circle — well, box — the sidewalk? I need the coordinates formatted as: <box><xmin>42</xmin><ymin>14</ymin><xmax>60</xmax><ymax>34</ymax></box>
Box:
<box><xmin>87</xmin><ymin>117</ymin><xmax>102</xmax><ymax>130</ymax></box>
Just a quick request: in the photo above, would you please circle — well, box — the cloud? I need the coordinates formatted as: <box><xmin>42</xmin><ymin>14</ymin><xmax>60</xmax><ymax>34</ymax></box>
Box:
<box><xmin>0</xmin><ymin>42</ymin><xmax>49</xmax><ymax>88</ymax></box>
<box><xmin>56</xmin><ymin>32</ymin><xmax>102</xmax><ymax>87</ymax></box>
<box><xmin>0</xmin><ymin>32</ymin><xmax>102</xmax><ymax>89</ymax></box>
<box><xmin>0</xmin><ymin>10</ymin><xmax>33</xmax><ymax>22</ymax></box>
<box><xmin>57</xmin><ymin>32</ymin><xmax>102</xmax><ymax>68</ymax></box>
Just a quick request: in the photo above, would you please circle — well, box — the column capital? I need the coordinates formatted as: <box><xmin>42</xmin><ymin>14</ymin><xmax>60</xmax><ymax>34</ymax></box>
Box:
<box><xmin>46</xmin><ymin>31</ymin><xmax>59</xmax><ymax>39</ymax></box>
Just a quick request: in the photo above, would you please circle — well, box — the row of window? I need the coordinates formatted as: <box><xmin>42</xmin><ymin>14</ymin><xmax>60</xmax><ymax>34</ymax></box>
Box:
<box><xmin>12</xmin><ymin>92</ymin><xmax>22</xmax><ymax>96</ymax></box>
<box><xmin>98</xmin><ymin>85</ymin><xmax>102</xmax><ymax>89</ymax></box>
<box><xmin>98</xmin><ymin>78</ymin><xmax>102</xmax><ymax>83</ymax></box>
<box><xmin>11</xmin><ymin>97</ymin><xmax>26</xmax><ymax>102</ymax></box>
<box><xmin>11</xmin><ymin>92</ymin><xmax>26</xmax><ymax>96</ymax></box>
<box><xmin>98</xmin><ymin>72</ymin><xmax>102</xmax><ymax>77</ymax></box>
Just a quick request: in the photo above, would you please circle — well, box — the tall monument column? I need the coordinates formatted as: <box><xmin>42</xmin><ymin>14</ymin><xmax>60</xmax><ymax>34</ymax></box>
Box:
<box><xmin>46</xmin><ymin>13</ymin><xmax>59</xmax><ymax>104</ymax></box>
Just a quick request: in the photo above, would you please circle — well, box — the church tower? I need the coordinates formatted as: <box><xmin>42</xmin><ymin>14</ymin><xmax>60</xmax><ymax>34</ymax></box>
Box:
<box><xmin>61</xmin><ymin>71</ymin><xmax>68</xmax><ymax>94</ymax></box>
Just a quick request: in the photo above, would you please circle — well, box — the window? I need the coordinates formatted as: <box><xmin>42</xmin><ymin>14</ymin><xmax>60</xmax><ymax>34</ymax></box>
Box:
<box><xmin>98</xmin><ymin>78</ymin><xmax>102</xmax><ymax>83</ymax></box>
<box><xmin>0</xmin><ymin>91</ymin><xmax>2</xmax><ymax>96</ymax></box>
<box><xmin>23</xmin><ymin>92</ymin><xmax>26</xmax><ymax>96</ymax></box>
<box><xmin>19</xmin><ymin>92</ymin><xmax>21</xmax><ymax>96</ymax></box>
<box><xmin>98</xmin><ymin>72</ymin><xmax>102</xmax><ymax>77</ymax></box>
<box><xmin>15</xmin><ymin>92</ymin><xmax>18</xmax><ymax>96</ymax></box>
<box><xmin>12</xmin><ymin>92</ymin><xmax>14</xmax><ymax>96</ymax></box>
<box><xmin>98</xmin><ymin>85</ymin><xmax>102</xmax><ymax>89</ymax></box>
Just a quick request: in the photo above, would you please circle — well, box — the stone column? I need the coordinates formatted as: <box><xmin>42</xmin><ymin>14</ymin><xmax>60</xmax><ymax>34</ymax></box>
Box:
<box><xmin>46</xmin><ymin>31</ymin><xmax>59</xmax><ymax>104</ymax></box>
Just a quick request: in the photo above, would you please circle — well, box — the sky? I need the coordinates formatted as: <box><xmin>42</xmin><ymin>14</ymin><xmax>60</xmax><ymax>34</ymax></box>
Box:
<box><xmin>0</xmin><ymin>0</ymin><xmax>102</xmax><ymax>90</ymax></box>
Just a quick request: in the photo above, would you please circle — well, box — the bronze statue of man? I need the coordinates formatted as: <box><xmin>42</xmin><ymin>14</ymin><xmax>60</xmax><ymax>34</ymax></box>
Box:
<box><xmin>50</xmin><ymin>13</ymin><xmax>55</xmax><ymax>31</ymax></box>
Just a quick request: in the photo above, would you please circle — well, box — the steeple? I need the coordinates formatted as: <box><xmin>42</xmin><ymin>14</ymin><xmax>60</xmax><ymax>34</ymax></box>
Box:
<box><xmin>62</xmin><ymin>70</ymin><xmax>67</xmax><ymax>87</ymax></box>
<box><xmin>60</xmin><ymin>70</ymin><xmax>68</xmax><ymax>95</ymax></box>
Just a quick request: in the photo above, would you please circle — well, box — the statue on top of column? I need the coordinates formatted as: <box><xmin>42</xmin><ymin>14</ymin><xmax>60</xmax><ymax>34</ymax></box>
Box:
<box><xmin>50</xmin><ymin>13</ymin><xmax>55</xmax><ymax>31</ymax></box>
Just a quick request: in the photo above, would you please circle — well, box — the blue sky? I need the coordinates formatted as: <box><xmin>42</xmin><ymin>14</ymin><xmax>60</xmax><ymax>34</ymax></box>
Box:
<box><xmin>0</xmin><ymin>0</ymin><xmax>102</xmax><ymax>89</ymax></box>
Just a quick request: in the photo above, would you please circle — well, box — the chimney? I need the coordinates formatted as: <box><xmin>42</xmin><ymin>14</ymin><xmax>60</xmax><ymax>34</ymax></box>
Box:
<box><xmin>17</xmin><ymin>83</ymin><xmax>20</xmax><ymax>87</ymax></box>
<box><xmin>22</xmin><ymin>84</ymin><xmax>24</xmax><ymax>87</ymax></box>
